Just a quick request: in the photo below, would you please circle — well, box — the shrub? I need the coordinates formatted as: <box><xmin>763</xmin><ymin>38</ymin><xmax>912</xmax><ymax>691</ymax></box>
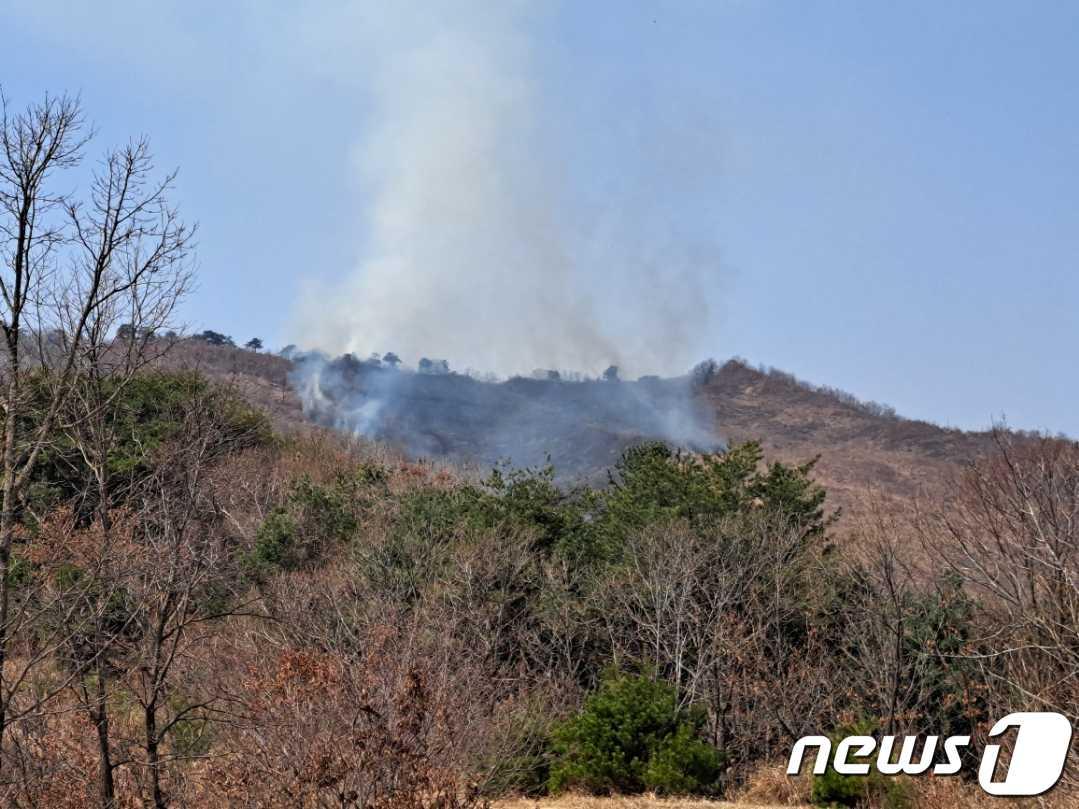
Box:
<box><xmin>480</xmin><ymin>464</ymin><xmax>592</xmax><ymax>556</ymax></box>
<box><xmin>247</xmin><ymin>472</ymin><xmax>365</xmax><ymax>575</ymax></box>
<box><xmin>643</xmin><ymin>722</ymin><xmax>727</xmax><ymax>794</ymax></box>
<box><xmin>27</xmin><ymin>370</ymin><xmax>272</xmax><ymax>522</ymax></box>
<box><xmin>810</xmin><ymin>721</ymin><xmax>913</xmax><ymax>809</ymax></box>
<box><xmin>351</xmin><ymin>486</ymin><xmax>486</xmax><ymax>600</ymax></box>
<box><xmin>475</xmin><ymin>692</ymin><xmax>558</xmax><ymax>797</ymax></box>
<box><xmin>249</xmin><ymin>510</ymin><xmax>299</xmax><ymax>573</ymax></box>
<box><xmin>812</xmin><ymin>763</ymin><xmax>868</xmax><ymax>808</ymax></box>
<box><xmin>599</xmin><ymin>440</ymin><xmax>831</xmax><ymax>556</ymax></box>
<box><xmin>812</xmin><ymin>768</ymin><xmax>911</xmax><ymax>809</ymax></box>
<box><xmin>382</xmin><ymin>465</ymin><xmax>591</xmax><ymax>567</ymax></box>
<box><xmin>548</xmin><ymin>671</ymin><xmax>721</xmax><ymax>796</ymax></box>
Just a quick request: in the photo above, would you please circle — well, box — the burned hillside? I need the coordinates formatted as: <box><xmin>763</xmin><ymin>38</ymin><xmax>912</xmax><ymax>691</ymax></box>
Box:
<box><xmin>291</xmin><ymin>353</ymin><xmax>722</xmax><ymax>481</ymax></box>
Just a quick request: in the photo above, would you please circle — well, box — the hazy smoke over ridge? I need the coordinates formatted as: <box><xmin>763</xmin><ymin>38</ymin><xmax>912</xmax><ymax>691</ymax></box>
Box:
<box><xmin>292</xmin><ymin>2</ymin><xmax>721</xmax><ymax>378</ymax></box>
<box><xmin>292</xmin><ymin>352</ymin><xmax>723</xmax><ymax>481</ymax></box>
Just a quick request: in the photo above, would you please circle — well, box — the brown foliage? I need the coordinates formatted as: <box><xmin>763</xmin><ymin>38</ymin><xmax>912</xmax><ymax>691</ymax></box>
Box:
<box><xmin>201</xmin><ymin>643</ymin><xmax>487</xmax><ymax>809</ymax></box>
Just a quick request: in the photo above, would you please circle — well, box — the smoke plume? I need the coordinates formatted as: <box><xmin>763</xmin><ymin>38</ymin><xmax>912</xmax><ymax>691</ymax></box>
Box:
<box><xmin>291</xmin><ymin>2</ymin><xmax>721</xmax><ymax>378</ymax></box>
<box><xmin>288</xmin><ymin>3</ymin><xmax>726</xmax><ymax>474</ymax></box>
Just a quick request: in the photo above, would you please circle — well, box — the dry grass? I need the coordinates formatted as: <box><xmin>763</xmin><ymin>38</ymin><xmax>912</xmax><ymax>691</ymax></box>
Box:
<box><xmin>494</xmin><ymin>799</ymin><xmax>807</xmax><ymax>809</ymax></box>
<box><xmin>494</xmin><ymin>783</ymin><xmax>1079</xmax><ymax>809</ymax></box>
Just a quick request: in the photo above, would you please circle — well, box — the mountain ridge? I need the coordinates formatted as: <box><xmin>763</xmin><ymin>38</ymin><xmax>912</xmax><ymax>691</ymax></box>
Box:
<box><xmin>159</xmin><ymin>340</ymin><xmax>1022</xmax><ymax>520</ymax></box>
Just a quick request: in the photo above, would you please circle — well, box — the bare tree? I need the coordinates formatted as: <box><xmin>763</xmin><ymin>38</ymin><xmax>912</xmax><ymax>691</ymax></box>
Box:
<box><xmin>0</xmin><ymin>90</ymin><xmax>192</xmax><ymax>794</ymax></box>
<box><xmin>834</xmin><ymin>515</ymin><xmax>981</xmax><ymax>743</ymax></box>
<box><xmin>927</xmin><ymin>430</ymin><xmax>1079</xmax><ymax>721</ymax></box>
<box><xmin>123</xmin><ymin>394</ymin><xmax>247</xmax><ymax>807</ymax></box>
<box><xmin>0</xmin><ymin>94</ymin><xmax>88</xmax><ymax>762</ymax></box>
<box><xmin>600</xmin><ymin>515</ymin><xmax>836</xmax><ymax>782</ymax></box>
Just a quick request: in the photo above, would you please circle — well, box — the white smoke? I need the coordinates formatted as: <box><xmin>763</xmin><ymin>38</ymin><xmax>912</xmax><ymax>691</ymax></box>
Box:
<box><xmin>292</xmin><ymin>2</ymin><xmax>719</xmax><ymax>379</ymax></box>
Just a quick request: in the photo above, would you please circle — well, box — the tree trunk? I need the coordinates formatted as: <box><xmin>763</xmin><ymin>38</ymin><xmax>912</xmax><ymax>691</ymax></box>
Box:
<box><xmin>145</xmin><ymin>703</ymin><xmax>166</xmax><ymax>809</ymax></box>
<box><xmin>91</xmin><ymin>659</ymin><xmax>115</xmax><ymax>809</ymax></box>
<box><xmin>0</xmin><ymin>363</ymin><xmax>21</xmax><ymax>773</ymax></box>
<box><xmin>92</xmin><ymin>470</ymin><xmax>117</xmax><ymax>806</ymax></box>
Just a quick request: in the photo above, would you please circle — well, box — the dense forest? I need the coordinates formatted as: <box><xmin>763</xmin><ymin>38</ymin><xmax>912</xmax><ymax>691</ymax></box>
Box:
<box><xmin>2</xmin><ymin>94</ymin><xmax>1077</xmax><ymax>809</ymax></box>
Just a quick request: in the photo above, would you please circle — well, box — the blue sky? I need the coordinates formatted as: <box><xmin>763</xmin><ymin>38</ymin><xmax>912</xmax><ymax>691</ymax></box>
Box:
<box><xmin>5</xmin><ymin>1</ymin><xmax>1077</xmax><ymax>434</ymax></box>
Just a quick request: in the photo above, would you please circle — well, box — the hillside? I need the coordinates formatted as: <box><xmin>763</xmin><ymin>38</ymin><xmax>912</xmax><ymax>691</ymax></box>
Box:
<box><xmin>291</xmin><ymin>352</ymin><xmax>723</xmax><ymax>482</ymax></box>
<box><xmin>162</xmin><ymin>341</ymin><xmax>1000</xmax><ymax>517</ymax></box>
<box><xmin>698</xmin><ymin>360</ymin><xmax>1000</xmax><ymax>520</ymax></box>
<box><xmin>11</xmin><ymin>338</ymin><xmax>1075</xmax><ymax>806</ymax></box>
